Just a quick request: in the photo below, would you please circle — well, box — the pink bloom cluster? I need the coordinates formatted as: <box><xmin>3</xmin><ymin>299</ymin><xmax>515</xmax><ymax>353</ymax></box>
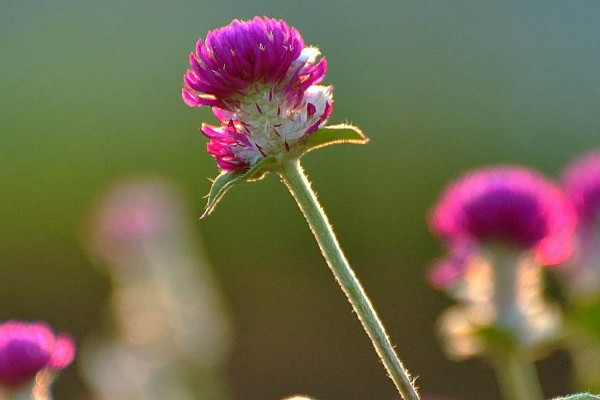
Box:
<box><xmin>0</xmin><ymin>321</ymin><xmax>75</xmax><ymax>389</ymax></box>
<box><xmin>561</xmin><ymin>151</ymin><xmax>600</xmax><ymax>294</ymax></box>
<box><xmin>90</xmin><ymin>180</ymin><xmax>179</xmax><ymax>266</ymax></box>
<box><xmin>183</xmin><ymin>16</ymin><xmax>333</xmax><ymax>171</ymax></box>
<box><xmin>563</xmin><ymin>151</ymin><xmax>600</xmax><ymax>224</ymax></box>
<box><xmin>429</xmin><ymin>166</ymin><xmax>577</xmax><ymax>289</ymax></box>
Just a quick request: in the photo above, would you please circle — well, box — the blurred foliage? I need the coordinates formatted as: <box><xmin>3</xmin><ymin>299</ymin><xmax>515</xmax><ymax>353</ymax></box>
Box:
<box><xmin>573</xmin><ymin>299</ymin><xmax>600</xmax><ymax>341</ymax></box>
<box><xmin>1</xmin><ymin>1</ymin><xmax>600</xmax><ymax>400</ymax></box>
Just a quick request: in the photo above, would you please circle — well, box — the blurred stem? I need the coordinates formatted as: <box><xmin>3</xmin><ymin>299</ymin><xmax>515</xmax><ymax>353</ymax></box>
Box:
<box><xmin>492</xmin><ymin>349</ymin><xmax>544</xmax><ymax>400</ymax></box>
<box><xmin>1</xmin><ymin>380</ymin><xmax>49</xmax><ymax>400</ymax></box>
<box><xmin>486</xmin><ymin>244</ymin><xmax>544</xmax><ymax>400</ymax></box>
<box><xmin>279</xmin><ymin>158</ymin><xmax>420</xmax><ymax>400</ymax></box>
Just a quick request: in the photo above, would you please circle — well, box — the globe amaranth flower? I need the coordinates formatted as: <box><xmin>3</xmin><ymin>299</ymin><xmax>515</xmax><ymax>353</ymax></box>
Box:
<box><xmin>561</xmin><ymin>150</ymin><xmax>600</xmax><ymax>296</ymax></box>
<box><xmin>89</xmin><ymin>179</ymin><xmax>180</xmax><ymax>267</ymax></box>
<box><xmin>182</xmin><ymin>16</ymin><xmax>333</xmax><ymax>171</ymax></box>
<box><xmin>428</xmin><ymin>167</ymin><xmax>574</xmax><ymax>358</ymax></box>
<box><xmin>0</xmin><ymin>321</ymin><xmax>75</xmax><ymax>389</ymax></box>
<box><xmin>430</xmin><ymin>166</ymin><xmax>577</xmax><ymax>271</ymax></box>
<box><xmin>563</xmin><ymin>150</ymin><xmax>600</xmax><ymax>224</ymax></box>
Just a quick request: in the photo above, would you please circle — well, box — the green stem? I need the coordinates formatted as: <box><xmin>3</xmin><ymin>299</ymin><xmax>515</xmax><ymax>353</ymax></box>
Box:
<box><xmin>493</xmin><ymin>349</ymin><xmax>544</xmax><ymax>400</ymax></box>
<box><xmin>278</xmin><ymin>159</ymin><xmax>420</xmax><ymax>400</ymax></box>
<box><xmin>485</xmin><ymin>244</ymin><xmax>545</xmax><ymax>400</ymax></box>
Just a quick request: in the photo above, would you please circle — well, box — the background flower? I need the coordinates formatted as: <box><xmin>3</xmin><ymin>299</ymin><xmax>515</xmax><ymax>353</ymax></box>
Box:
<box><xmin>430</xmin><ymin>166</ymin><xmax>577</xmax><ymax>267</ymax></box>
<box><xmin>560</xmin><ymin>151</ymin><xmax>600</xmax><ymax>297</ymax></box>
<box><xmin>559</xmin><ymin>151</ymin><xmax>600</xmax><ymax>392</ymax></box>
<box><xmin>428</xmin><ymin>167</ymin><xmax>571</xmax><ymax>360</ymax></box>
<box><xmin>0</xmin><ymin>321</ymin><xmax>75</xmax><ymax>390</ymax></box>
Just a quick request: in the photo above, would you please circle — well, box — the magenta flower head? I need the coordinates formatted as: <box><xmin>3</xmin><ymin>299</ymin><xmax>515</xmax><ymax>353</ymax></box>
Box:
<box><xmin>560</xmin><ymin>151</ymin><xmax>600</xmax><ymax>296</ymax></box>
<box><xmin>563</xmin><ymin>150</ymin><xmax>600</xmax><ymax>224</ymax></box>
<box><xmin>0</xmin><ymin>321</ymin><xmax>75</xmax><ymax>389</ymax></box>
<box><xmin>182</xmin><ymin>16</ymin><xmax>333</xmax><ymax>171</ymax></box>
<box><xmin>430</xmin><ymin>166</ymin><xmax>577</xmax><ymax>269</ymax></box>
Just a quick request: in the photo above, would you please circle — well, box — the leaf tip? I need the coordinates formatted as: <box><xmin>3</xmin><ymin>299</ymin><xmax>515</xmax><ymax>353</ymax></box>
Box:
<box><xmin>198</xmin><ymin>157</ymin><xmax>277</xmax><ymax>218</ymax></box>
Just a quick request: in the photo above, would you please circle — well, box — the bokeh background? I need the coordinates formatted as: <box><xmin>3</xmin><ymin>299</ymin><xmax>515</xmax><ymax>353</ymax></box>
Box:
<box><xmin>2</xmin><ymin>1</ymin><xmax>600</xmax><ymax>399</ymax></box>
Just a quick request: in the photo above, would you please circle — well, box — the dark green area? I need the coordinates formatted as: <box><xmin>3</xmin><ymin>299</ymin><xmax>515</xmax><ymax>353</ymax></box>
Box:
<box><xmin>1</xmin><ymin>1</ymin><xmax>599</xmax><ymax>399</ymax></box>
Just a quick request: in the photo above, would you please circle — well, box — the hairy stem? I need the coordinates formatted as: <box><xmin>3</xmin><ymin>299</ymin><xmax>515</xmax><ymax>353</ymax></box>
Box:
<box><xmin>278</xmin><ymin>158</ymin><xmax>420</xmax><ymax>400</ymax></box>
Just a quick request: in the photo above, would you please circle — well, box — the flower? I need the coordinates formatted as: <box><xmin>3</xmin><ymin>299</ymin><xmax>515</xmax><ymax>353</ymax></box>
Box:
<box><xmin>563</xmin><ymin>150</ymin><xmax>600</xmax><ymax>224</ymax></box>
<box><xmin>280</xmin><ymin>397</ymin><xmax>315</xmax><ymax>400</ymax></box>
<box><xmin>430</xmin><ymin>166</ymin><xmax>577</xmax><ymax>266</ymax></box>
<box><xmin>429</xmin><ymin>167</ymin><xmax>570</xmax><ymax>358</ymax></box>
<box><xmin>182</xmin><ymin>16</ymin><xmax>333</xmax><ymax>171</ymax></box>
<box><xmin>0</xmin><ymin>321</ymin><xmax>75</xmax><ymax>389</ymax></box>
<box><xmin>89</xmin><ymin>179</ymin><xmax>179</xmax><ymax>266</ymax></box>
<box><xmin>560</xmin><ymin>150</ymin><xmax>600</xmax><ymax>296</ymax></box>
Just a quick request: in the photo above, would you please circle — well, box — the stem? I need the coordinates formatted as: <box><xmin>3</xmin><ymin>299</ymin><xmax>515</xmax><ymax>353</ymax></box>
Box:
<box><xmin>278</xmin><ymin>159</ymin><xmax>420</xmax><ymax>400</ymax></box>
<box><xmin>0</xmin><ymin>380</ymin><xmax>46</xmax><ymax>400</ymax></box>
<box><xmin>485</xmin><ymin>245</ymin><xmax>545</xmax><ymax>400</ymax></box>
<box><xmin>493</xmin><ymin>350</ymin><xmax>544</xmax><ymax>400</ymax></box>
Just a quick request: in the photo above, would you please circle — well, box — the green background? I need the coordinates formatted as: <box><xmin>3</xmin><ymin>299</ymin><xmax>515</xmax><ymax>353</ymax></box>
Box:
<box><xmin>1</xmin><ymin>1</ymin><xmax>599</xmax><ymax>399</ymax></box>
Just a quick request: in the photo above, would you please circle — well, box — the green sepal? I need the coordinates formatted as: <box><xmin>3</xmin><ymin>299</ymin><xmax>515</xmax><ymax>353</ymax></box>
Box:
<box><xmin>552</xmin><ymin>394</ymin><xmax>600</xmax><ymax>400</ymax></box>
<box><xmin>201</xmin><ymin>156</ymin><xmax>277</xmax><ymax>218</ymax></box>
<box><xmin>302</xmin><ymin>124</ymin><xmax>368</xmax><ymax>154</ymax></box>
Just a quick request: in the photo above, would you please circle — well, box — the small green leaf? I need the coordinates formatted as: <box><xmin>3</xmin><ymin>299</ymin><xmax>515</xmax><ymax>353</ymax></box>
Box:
<box><xmin>303</xmin><ymin>124</ymin><xmax>368</xmax><ymax>154</ymax></box>
<box><xmin>201</xmin><ymin>157</ymin><xmax>277</xmax><ymax>218</ymax></box>
<box><xmin>552</xmin><ymin>394</ymin><xmax>600</xmax><ymax>400</ymax></box>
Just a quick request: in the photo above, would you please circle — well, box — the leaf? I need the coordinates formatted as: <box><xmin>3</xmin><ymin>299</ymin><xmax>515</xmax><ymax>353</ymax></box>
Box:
<box><xmin>303</xmin><ymin>124</ymin><xmax>368</xmax><ymax>154</ymax></box>
<box><xmin>552</xmin><ymin>394</ymin><xmax>600</xmax><ymax>400</ymax></box>
<box><xmin>201</xmin><ymin>157</ymin><xmax>277</xmax><ymax>218</ymax></box>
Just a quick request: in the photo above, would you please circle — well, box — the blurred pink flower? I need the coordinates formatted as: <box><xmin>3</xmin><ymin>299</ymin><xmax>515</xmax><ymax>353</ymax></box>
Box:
<box><xmin>429</xmin><ymin>167</ymin><xmax>568</xmax><ymax>358</ymax></box>
<box><xmin>0</xmin><ymin>321</ymin><xmax>75</xmax><ymax>389</ymax></box>
<box><xmin>560</xmin><ymin>150</ymin><xmax>600</xmax><ymax>296</ymax></box>
<box><xmin>563</xmin><ymin>150</ymin><xmax>600</xmax><ymax>223</ymax></box>
<box><xmin>89</xmin><ymin>179</ymin><xmax>179</xmax><ymax>266</ymax></box>
<box><xmin>430</xmin><ymin>166</ymin><xmax>577</xmax><ymax>270</ymax></box>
